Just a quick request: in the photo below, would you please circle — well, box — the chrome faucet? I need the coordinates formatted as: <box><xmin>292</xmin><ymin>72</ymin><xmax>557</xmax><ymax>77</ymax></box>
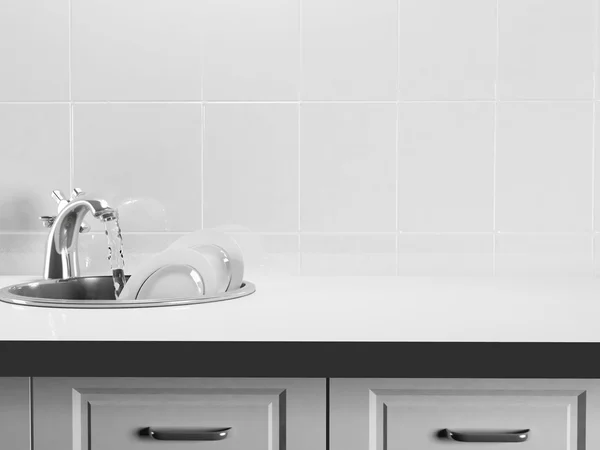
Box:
<box><xmin>41</xmin><ymin>189</ymin><xmax>116</xmax><ymax>280</ymax></box>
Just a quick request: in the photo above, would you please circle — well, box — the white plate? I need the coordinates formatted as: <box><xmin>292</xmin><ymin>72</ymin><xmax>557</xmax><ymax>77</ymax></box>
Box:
<box><xmin>118</xmin><ymin>248</ymin><xmax>221</xmax><ymax>300</ymax></box>
<box><xmin>136</xmin><ymin>264</ymin><xmax>205</xmax><ymax>301</ymax></box>
<box><xmin>167</xmin><ymin>230</ymin><xmax>244</xmax><ymax>291</ymax></box>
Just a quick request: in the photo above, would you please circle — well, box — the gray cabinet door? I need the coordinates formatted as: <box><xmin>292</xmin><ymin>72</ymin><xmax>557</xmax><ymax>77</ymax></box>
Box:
<box><xmin>33</xmin><ymin>377</ymin><xmax>325</xmax><ymax>450</ymax></box>
<box><xmin>0</xmin><ymin>377</ymin><xmax>29</xmax><ymax>450</ymax></box>
<box><xmin>331</xmin><ymin>378</ymin><xmax>600</xmax><ymax>450</ymax></box>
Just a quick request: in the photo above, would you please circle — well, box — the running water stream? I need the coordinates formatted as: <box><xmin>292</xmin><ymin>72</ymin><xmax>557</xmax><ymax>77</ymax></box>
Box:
<box><xmin>104</xmin><ymin>213</ymin><xmax>126</xmax><ymax>299</ymax></box>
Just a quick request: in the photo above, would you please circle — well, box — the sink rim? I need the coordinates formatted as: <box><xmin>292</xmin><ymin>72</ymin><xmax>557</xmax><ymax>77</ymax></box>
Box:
<box><xmin>0</xmin><ymin>276</ymin><xmax>256</xmax><ymax>309</ymax></box>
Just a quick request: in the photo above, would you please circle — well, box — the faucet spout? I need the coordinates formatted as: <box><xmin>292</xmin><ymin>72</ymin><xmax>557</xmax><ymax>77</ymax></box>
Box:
<box><xmin>43</xmin><ymin>198</ymin><xmax>115</xmax><ymax>280</ymax></box>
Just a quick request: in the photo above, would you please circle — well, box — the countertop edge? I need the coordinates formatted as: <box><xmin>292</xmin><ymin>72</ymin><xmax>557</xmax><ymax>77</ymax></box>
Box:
<box><xmin>1</xmin><ymin>341</ymin><xmax>599</xmax><ymax>378</ymax></box>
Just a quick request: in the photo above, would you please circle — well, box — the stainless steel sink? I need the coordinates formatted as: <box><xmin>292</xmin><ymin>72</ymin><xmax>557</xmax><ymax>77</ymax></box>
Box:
<box><xmin>0</xmin><ymin>276</ymin><xmax>256</xmax><ymax>309</ymax></box>
<box><xmin>4</xmin><ymin>189</ymin><xmax>257</xmax><ymax>309</ymax></box>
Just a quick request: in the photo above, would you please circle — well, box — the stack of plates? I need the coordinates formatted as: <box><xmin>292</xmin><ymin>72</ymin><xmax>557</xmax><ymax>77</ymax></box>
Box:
<box><xmin>118</xmin><ymin>231</ymin><xmax>245</xmax><ymax>301</ymax></box>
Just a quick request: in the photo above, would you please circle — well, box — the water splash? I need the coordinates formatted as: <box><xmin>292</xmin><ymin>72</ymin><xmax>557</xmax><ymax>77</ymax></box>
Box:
<box><xmin>105</xmin><ymin>213</ymin><xmax>126</xmax><ymax>299</ymax></box>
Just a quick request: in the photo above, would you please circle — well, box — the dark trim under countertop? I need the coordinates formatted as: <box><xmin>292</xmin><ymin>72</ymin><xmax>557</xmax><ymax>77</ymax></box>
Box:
<box><xmin>1</xmin><ymin>341</ymin><xmax>599</xmax><ymax>378</ymax></box>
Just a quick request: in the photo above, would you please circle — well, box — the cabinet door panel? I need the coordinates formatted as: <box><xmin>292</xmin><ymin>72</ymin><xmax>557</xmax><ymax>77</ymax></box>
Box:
<box><xmin>0</xmin><ymin>377</ymin><xmax>29</xmax><ymax>450</ymax></box>
<box><xmin>33</xmin><ymin>377</ymin><xmax>325</xmax><ymax>450</ymax></box>
<box><xmin>331</xmin><ymin>378</ymin><xmax>600</xmax><ymax>450</ymax></box>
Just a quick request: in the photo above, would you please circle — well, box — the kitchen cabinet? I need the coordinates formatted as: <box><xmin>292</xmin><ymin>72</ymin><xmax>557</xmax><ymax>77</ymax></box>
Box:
<box><xmin>330</xmin><ymin>378</ymin><xmax>600</xmax><ymax>449</ymax></box>
<box><xmin>32</xmin><ymin>377</ymin><xmax>326</xmax><ymax>450</ymax></box>
<box><xmin>0</xmin><ymin>378</ymin><xmax>29</xmax><ymax>450</ymax></box>
<box><xmin>6</xmin><ymin>375</ymin><xmax>600</xmax><ymax>449</ymax></box>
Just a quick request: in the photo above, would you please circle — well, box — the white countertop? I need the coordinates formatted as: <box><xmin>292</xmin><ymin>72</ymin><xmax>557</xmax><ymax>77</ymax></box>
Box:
<box><xmin>0</xmin><ymin>275</ymin><xmax>599</xmax><ymax>342</ymax></box>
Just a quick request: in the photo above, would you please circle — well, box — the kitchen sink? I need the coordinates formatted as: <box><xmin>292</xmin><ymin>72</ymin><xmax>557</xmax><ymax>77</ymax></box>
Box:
<box><xmin>0</xmin><ymin>276</ymin><xmax>256</xmax><ymax>309</ymax></box>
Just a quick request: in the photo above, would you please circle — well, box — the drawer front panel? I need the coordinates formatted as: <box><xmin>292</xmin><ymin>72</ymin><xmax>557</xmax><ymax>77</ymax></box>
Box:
<box><xmin>79</xmin><ymin>389</ymin><xmax>284</xmax><ymax>449</ymax></box>
<box><xmin>331</xmin><ymin>379</ymin><xmax>600</xmax><ymax>450</ymax></box>
<box><xmin>376</xmin><ymin>390</ymin><xmax>582</xmax><ymax>449</ymax></box>
<box><xmin>33</xmin><ymin>378</ymin><xmax>325</xmax><ymax>450</ymax></box>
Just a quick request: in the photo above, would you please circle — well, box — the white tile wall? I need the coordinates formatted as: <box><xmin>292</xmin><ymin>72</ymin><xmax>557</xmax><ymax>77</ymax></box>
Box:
<box><xmin>0</xmin><ymin>234</ymin><xmax>47</xmax><ymax>276</ymax></box>
<box><xmin>498</xmin><ymin>0</ymin><xmax>595</xmax><ymax>100</ymax></box>
<box><xmin>496</xmin><ymin>233</ymin><xmax>593</xmax><ymax>277</ymax></box>
<box><xmin>1</xmin><ymin>0</ymin><xmax>599</xmax><ymax>278</ymax></box>
<box><xmin>202</xmin><ymin>0</ymin><xmax>300</xmax><ymax>101</ymax></box>
<box><xmin>300</xmin><ymin>103</ymin><xmax>397</xmax><ymax>232</ymax></box>
<box><xmin>302</xmin><ymin>0</ymin><xmax>398</xmax><ymax>100</ymax></box>
<box><xmin>397</xmin><ymin>102</ymin><xmax>495</xmax><ymax>232</ymax></box>
<box><xmin>203</xmin><ymin>104</ymin><xmax>298</xmax><ymax>232</ymax></box>
<box><xmin>73</xmin><ymin>103</ymin><xmax>203</xmax><ymax>232</ymax></box>
<box><xmin>0</xmin><ymin>105</ymin><xmax>70</xmax><ymax>231</ymax></box>
<box><xmin>0</xmin><ymin>0</ymin><xmax>70</xmax><ymax>101</ymax></box>
<box><xmin>495</xmin><ymin>102</ymin><xmax>593</xmax><ymax>232</ymax></box>
<box><xmin>398</xmin><ymin>0</ymin><xmax>497</xmax><ymax>100</ymax></box>
<box><xmin>71</xmin><ymin>0</ymin><xmax>204</xmax><ymax>101</ymax></box>
<box><xmin>300</xmin><ymin>234</ymin><xmax>397</xmax><ymax>276</ymax></box>
<box><xmin>397</xmin><ymin>234</ymin><xmax>494</xmax><ymax>276</ymax></box>
<box><xmin>233</xmin><ymin>234</ymin><xmax>300</xmax><ymax>277</ymax></box>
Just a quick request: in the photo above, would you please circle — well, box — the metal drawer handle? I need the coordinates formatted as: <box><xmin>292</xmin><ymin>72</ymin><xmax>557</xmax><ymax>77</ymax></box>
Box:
<box><xmin>141</xmin><ymin>427</ymin><xmax>231</xmax><ymax>441</ymax></box>
<box><xmin>442</xmin><ymin>429</ymin><xmax>530</xmax><ymax>443</ymax></box>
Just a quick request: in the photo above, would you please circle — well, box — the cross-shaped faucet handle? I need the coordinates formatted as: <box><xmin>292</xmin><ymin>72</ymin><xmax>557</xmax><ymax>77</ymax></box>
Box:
<box><xmin>40</xmin><ymin>188</ymin><xmax>91</xmax><ymax>232</ymax></box>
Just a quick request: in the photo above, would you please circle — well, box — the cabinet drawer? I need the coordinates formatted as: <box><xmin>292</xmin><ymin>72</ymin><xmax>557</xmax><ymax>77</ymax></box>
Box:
<box><xmin>331</xmin><ymin>379</ymin><xmax>600</xmax><ymax>450</ymax></box>
<box><xmin>33</xmin><ymin>378</ymin><xmax>325</xmax><ymax>450</ymax></box>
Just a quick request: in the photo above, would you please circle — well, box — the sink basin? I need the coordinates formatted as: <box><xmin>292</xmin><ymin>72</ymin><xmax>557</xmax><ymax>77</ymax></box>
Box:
<box><xmin>0</xmin><ymin>276</ymin><xmax>256</xmax><ymax>309</ymax></box>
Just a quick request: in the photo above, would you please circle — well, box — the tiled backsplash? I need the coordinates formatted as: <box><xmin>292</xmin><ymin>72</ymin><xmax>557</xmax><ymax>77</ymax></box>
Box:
<box><xmin>1</xmin><ymin>0</ymin><xmax>599</xmax><ymax>277</ymax></box>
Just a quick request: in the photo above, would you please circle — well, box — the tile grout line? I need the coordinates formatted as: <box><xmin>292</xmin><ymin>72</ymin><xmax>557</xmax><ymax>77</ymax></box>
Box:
<box><xmin>395</xmin><ymin>0</ymin><xmax>401</xmax><ymax>276</ymax></box>
<box><xmin>395</xmin><ymin>106</ymin><xmax>399</xmax><ymax>275</ymax></box>
<box><xmin>592</xmin><ymin>0</ymin><xmax>598</xmax><ymax>275</ymax></box>
<box><xmin>593</xmin><ymin>108</ymin><xmax>597</xmax><ymax>275</ymax></box>
<box><xmin>69</xmin><ymin>107</ymin><xmax>74</xmax><ymax>194</ymax></box>
<box><xmin>67</xmin><ymin>0</ymin><xmax>72</xmax><ymax>102</ymax></box>
<box><xmin>297</xmin><ymin>0</ymin><xmax>303</xmax><ymax>103</ymax></box>
<box><xmin>199</xmin><ymin>1</ymin><xmax>205</xmax><ymax>232</ymax></box>
<box><xmin>201</xmin><ymin>104</ymin><xmax>205</xmax><ymax>230</ymax></box>
<box><xmin>200</xmin><ymin>17</ymin><xmax>204</xmax><ymax>105</ymax></box>
<box><xmin>494</xmin><ymin>231</ymin><xmax>595</xmax><ymax>235</ymax></box>
<box><xmin>2</xmin><ymin>99</ymin><xmax>598</xmax><ymax>105</ymax></box>
<box><xmin>297</xmin><ymin>105</ymin><xmax>302</xmax><ymax>275</ymax></box>
<box><xmin>297</xmin><ymin>0</ymin><xmax>303</xmax><ymax>275</ymax></box>
<box><xmin>6</xmin><ymin>230</ymin><xmax>592</xmax><ymax>236</ymax></box>
<box><xmin>0</xmin><ymin>101</ymin><xmax>71</xmax><ymax>105</ymax></box>
<box><xmin>593</xmin><ymin>96</ymin><xmax>596</xmax><ymax>274</ymax></box>
<box><xmin>297</xmin><ymin>232</ymin><xmax>302</xmax><ymax>275</ymax></box>
<box><xmin>492</xmin><ymin>0</ymin><xmax>500</xmax><ymax>275</ymax></box>
<box><xmin>68</xmin><ymin>0</ymin><xmax>74</xmax><ymax>194</ymax></box>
